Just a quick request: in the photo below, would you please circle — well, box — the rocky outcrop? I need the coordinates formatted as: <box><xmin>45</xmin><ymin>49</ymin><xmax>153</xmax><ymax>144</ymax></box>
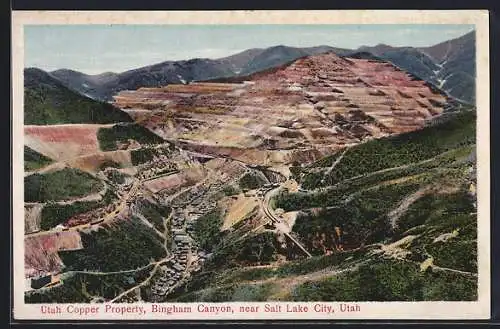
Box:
<box><xmin>24</xmin><ymin>203</ymin><xmax>43</xmax><ymax>234</ymax></box>
<box><xmin>24</xmin><ymin>124</ymin><xmax>107</xmax><ymax>161</ymax></box>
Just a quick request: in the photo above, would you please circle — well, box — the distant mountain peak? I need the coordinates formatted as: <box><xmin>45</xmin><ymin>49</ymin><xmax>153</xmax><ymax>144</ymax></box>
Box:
<box><xmin>373</xmin><ymin>43</ymin><xmax>392</xmax><ymax>48</ymax></box>
<box><xmin>357</xmin><ymin>43</ymin><xmax>397</xmax><ymax>56</ymax></box>
<box><xmin>44</xmin><ymin>33</ymin><xmax>474</xmax><ymax>104</ymax></box>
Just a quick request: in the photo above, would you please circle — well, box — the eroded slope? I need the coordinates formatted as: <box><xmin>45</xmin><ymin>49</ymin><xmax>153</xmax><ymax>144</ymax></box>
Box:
<box><xmin>113</xmin><ymin>52</ymin><xmax>455</xmax><ymax>166</ymax></box>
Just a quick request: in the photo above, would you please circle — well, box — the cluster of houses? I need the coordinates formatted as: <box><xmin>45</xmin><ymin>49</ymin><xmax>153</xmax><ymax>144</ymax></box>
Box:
<box><xmin>149</xmin><ymin>212</ymin><xmax>201</xmax><ymax>300</ymax></box>
<box><xmin>146</xmin><ymin>174</ymin><xmax>227</xmax><ymax>300</ymax></box>
<box><xmin>146</xmin><ymin>158</ymin><xmax>275</xmax><ymax>300</ymax></box>
<box><xmin>150</xmin><ymin>261</ymin><xmax>186</xmax><ymax>299</ymax></box>
<box><xmin>137</xmin><ymin>158</ymin><xmax>178</xmax><ymax>180</ymax></box>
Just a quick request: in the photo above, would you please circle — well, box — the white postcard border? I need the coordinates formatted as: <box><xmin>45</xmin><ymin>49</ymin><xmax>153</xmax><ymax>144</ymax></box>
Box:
<box><xmin>12</xmin><ymin>10</ymin><xmax>491</xmax><ymax>321</ymax></box>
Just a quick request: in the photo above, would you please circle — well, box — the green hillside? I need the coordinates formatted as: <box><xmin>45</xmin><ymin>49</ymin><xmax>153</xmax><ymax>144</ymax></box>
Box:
<box><xmin>24</xmin><ymin>168</ymin><xmax>104</xmax><ymax>202</ymax></box>
<box><xmin>173</xmin><ymin>257</ymin><xmax>476</xmax><ymax>302</ymax></box>
<box><xmin>40</xmin><ymin>189</ymin><xmax>117</xmax><ymax>230</ymax></box>
<box><xmin>24</xmin><ymin>146</ymin><xmax>53</xmax><ymax>171</ymax></box>
<box><xmin>59</xmin><ymin>217</ymin><xmax>167</xmax><ymax>272</ymax></box>
<box><xmin>24</xmin><ymin>68</ymin><xmax>132</xmax><ymax>125</ymax></box>
<box><xmin>25</xmin><ymin>265</ymin><xmax>154</xmax><ymax>303</ymax></box>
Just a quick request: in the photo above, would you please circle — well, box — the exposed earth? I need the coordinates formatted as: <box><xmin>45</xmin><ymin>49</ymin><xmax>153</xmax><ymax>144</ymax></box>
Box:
<box><xmin>23</xmin><ymin>33</ymin><xmax>478</xmax><ymax>303</ymax></box>
<box><xmin>113</xmin><ymin>52</ymin><xmax>454</xmax><ymax>166</ymax></box>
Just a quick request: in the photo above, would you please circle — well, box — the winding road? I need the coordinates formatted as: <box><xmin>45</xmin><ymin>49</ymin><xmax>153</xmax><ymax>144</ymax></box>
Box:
<box><xmin>261</xmin><ymin>185</ymin><xmax>312</xmax><ymax>258</ymax></box>
<box><xmin>26</xmin><ymin>176</ymin><xmax>142</xmax><ymax>238</ymax></box>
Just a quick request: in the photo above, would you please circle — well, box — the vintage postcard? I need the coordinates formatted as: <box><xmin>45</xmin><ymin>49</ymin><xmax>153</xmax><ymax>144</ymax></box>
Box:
<box><xmin>12</xmin><ymin>10</ymin><xmax>490</xmax><ymax>321</ymax></box>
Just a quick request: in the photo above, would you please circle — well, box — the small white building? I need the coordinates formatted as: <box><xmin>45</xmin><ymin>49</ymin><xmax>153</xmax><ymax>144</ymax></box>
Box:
<box><xmin>55</xmin><ymin>224</ymin><xmax>67</xmax><ymax>231</ymax></box>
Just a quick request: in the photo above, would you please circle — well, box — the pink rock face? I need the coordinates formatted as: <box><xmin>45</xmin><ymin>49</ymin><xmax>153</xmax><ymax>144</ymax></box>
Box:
<box><xmin>113</xmin><ymin>52</ymin><xmax>449</xmax><ymax>166</ymax></box>
<box><xmin>24</xmin><ymin>231</ymin><xmax>83</xmax><ymax>277</ymax></box>
<box><xmin>24</xmin><ymin>125</ymin><xmax>98</xmax><ymax>144</ymax></box>
<box><xmin>143</xmin><ymin>173</ymin><xmax>188</xmax><ymax>194</ymax></box>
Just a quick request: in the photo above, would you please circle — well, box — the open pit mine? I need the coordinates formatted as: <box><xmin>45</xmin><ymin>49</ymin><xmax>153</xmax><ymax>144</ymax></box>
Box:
<box><xmin>113</xmin><ymin>52</ymin><xmax>453</xmax><ymax>167</ymax></box>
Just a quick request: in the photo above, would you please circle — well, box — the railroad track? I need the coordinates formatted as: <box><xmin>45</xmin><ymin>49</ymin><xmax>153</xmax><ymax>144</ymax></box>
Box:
<box><xmin>261</xmin><ymin>186</ymin><xmax>312</xmax><ymax>258</ymax></box>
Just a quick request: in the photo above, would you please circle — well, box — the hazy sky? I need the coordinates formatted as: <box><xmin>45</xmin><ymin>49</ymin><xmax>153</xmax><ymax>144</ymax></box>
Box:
<box><xmin>24</xmin><ymin>24</ymin><xmax>474</xmax><ymax>75</ymax></box>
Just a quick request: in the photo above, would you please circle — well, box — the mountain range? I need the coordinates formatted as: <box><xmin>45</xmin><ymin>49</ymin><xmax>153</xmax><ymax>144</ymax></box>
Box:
<box><xmin>41</xmin><ymin>31</ymin><xmax>475</xmax><ymax>104</ymax></box>
<box><xmin>361</xmin><ymin>31</ymin><xmax>475</xmax><ymax>104</ymax></box>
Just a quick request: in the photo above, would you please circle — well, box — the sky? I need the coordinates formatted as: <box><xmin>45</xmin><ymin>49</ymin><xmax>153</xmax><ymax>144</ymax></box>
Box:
<box><xmin>24</xmin><ymin>24</ymin><xmax>475</xmax><ymax>75</ymax></box>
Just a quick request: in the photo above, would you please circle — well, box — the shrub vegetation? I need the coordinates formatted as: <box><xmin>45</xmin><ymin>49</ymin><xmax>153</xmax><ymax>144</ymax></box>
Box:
<box><xmin>25</xmin><ymin>168</ymin><xmax>103</xmax><ymax>202</ymax></box>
